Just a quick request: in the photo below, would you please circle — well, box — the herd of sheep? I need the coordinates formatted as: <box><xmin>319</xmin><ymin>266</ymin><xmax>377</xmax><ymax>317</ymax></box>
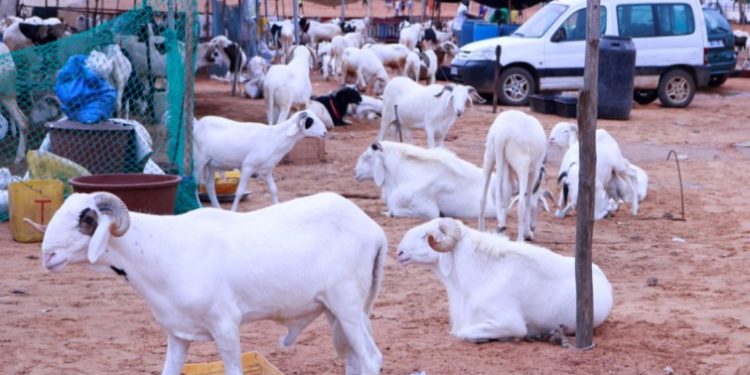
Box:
<box><xmin>8</xmin><ymin>14</ymin><xmax>659</xmax><ymax>375</ymax></box>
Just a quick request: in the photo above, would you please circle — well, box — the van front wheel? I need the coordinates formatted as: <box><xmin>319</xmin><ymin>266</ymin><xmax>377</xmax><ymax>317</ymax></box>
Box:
<box><xmin>498</xmin><ymin>67</ymin><xmax>535</xmax><ymax>106</ymax></box>
<box><xmin>658</xmin><ymin>69</ymin><xmax>695</xmax><ymax>108</ymax></box>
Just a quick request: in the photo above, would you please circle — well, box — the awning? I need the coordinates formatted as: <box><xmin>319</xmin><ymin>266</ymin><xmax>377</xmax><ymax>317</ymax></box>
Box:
<box><xmin>437</xmin><ymin>0</ymin><xmax>545</xmax><ymax>9</ymax></box>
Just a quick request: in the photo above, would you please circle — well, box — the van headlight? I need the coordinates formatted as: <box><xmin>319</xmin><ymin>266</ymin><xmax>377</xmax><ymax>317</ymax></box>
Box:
<box><xmin>465</xmin><ymin>47</ymin><xmax>496</xmax><ymax>60</ymax></box>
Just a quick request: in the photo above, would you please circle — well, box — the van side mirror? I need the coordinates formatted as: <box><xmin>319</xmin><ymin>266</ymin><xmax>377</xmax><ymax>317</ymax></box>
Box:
<box><xmin>551</xmin><ymin>28</ymin><xmax>566</xmax><ymax>43</ymax></box>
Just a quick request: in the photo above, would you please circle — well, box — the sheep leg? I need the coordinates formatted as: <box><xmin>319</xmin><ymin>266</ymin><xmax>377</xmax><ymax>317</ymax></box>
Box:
<box><xmin>323</xmin><ymin>294</ymin><xmax>382</xmax><ymax>375</ymax></box>
<box><xmin>160</xmin><ymin>334</ymin><xmax>191</xmax><ymax>375</ymax></box>
<box><xmin>511</xmin><ymin>160</ymin><xmax>532</xmax><ymax>241</ymax></box>
<box><xmin>204</xmin><ymin>166</ymin><xmax>222</xmax><ymax>209</ymax></box>
<box><xmin>211</xmin><ymin>325</ymin><xmax>243</xmax><ymax>375</ymax></box>
<box><xmin>479</xmin><ymin>147</ymin><xmax>495</xmax><ymax>231</ymax></box>
<box><xmin>325</xmin><ymin>311</ymin><xmax>360</xmax><ymax>375</ymax></box>
<box><xmin>425</xmin><ymin>126</ymin><xmax>436</xmax><ymax>148</ymax></box>
<box><xmin>231</xmin><ymin>165</ymin><xmax>254</xmax><ymax>211</ymax></box>
<box><xmin>454</xmin><ymin>316</ymin><xmax>528</xmax><ymax>343</ymax></box>
<box><xmin>281</xmin><ymin>311</ymin><xmax>323</xmax><ymax>347</ymax></box>
<box><xmin>263</xmin><ymin>173</ymin><xmax>279</xmax><ymax>204</ymax></box>
<box><xmin>495</xmin><ymin>160</ymin><xmax>512</xmax><ymax>233</ymax></box>
<box><xmin>276</xmin><ymin>105</ymin><xmax>291</xmax><ymax>125</ymax></box>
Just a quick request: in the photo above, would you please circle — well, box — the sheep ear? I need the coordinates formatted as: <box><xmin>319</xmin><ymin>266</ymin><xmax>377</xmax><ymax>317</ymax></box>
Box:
<box><xmin>87</xmin><ymin>215</ymin><xmax>112</xmax><ymax>263</ymax></box>
<box><xmin>373</xmin><ymin>153</ymin><xmax>386</xmax><ymax>187</ymax></box>
<box><xmin>438</xmin><ymin>253</ymin><xmax>453</xmax><ymax>277</ymax></box>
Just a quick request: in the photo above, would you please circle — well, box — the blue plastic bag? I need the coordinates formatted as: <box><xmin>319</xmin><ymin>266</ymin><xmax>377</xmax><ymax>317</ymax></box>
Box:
<box><xmin>55</xmin><ymin>55</ymin><xmax>116</xmax><ymax>124</ymax></box>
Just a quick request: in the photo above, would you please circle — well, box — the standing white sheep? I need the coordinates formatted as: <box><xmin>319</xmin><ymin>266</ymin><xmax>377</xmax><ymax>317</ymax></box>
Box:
<box><xmin>479</xmin><ymin>110</ymin><xmax>547</xmax><ymax>242</ymax></box>
<box><xmin>193</xmin><ymin>110</ymin><xmax>327</xmax><ymax>211</ymax></box>
<box><xmin>263</xmin><ymin>46</ymin><xmax>315</xmax><ymax>124</ymax></box>
<box><xmin>34</xmin><ymin>191</ymin><xmax>387</xmax><ymax>375</ymax></box>
<box><xmin>378</xmin><ymin>77</ymin><xmax>484</xmax><ymax>148</ymax></box>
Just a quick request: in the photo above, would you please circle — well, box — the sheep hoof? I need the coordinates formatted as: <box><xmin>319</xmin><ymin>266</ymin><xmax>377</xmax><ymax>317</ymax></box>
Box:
<box><xmin>496</xmin><ymin>226</ymin><xmax>506</xmax><ymax>234</ymax></box>
<box><xmin>524</xmin><ymin>235</ymin><xmax>534</xmax><ymax>242</ymax></box>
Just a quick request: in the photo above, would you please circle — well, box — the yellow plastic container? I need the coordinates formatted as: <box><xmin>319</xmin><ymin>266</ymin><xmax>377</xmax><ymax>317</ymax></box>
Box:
<box><xmin>181</xmin><ymin>352</ymin><xmax>283</xmax><ymax>375</ymax></box>
<box><xmin>198</xmin><ymin>170</ymin><xmax>242</xmax><ymax>195</ymax></box>
<box><xmin>9</xmin><ymin>179</ymin><xmax>64</xmax><ymax>243</ymax></box>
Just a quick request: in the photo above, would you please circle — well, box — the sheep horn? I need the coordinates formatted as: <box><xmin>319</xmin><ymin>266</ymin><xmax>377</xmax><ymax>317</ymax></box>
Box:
<box><xmin>93</xmin><ymin>192</ymin><xmax>130</xmax><ymax>237</ymax></box>
<box><xmin>434</xmin><ymin>85</ymin><xmax>453</xmax><ymax>98</ymax></box>
<box><xmin>427</xmin><ymin>218</ymin><xmax>461</xmax><ymax>253</ymax></box>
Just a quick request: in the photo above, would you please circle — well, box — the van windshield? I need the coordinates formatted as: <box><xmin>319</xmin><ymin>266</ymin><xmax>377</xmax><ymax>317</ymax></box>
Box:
<box><xmin>512</xmin><ymin>3</ymin><xmax>569</xmax><ymax>38</ymax></box>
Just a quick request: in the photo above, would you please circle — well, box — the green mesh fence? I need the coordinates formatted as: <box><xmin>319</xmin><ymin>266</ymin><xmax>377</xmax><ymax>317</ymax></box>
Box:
<box><xmin>0</xmin><ymin>1</ymin><xmax>200</xmax><ymax>220</ymax></box>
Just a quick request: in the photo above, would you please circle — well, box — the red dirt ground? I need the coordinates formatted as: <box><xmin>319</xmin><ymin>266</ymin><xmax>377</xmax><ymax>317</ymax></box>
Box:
<box><xmin>2</xmin><ymin>71</ymin><xmax>750</xmax><ymax>374</ymax></box>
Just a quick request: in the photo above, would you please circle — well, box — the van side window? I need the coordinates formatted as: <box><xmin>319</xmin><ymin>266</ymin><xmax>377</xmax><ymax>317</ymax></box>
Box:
<box><xmin>617</xmin><ymin>4</ymin><xmax>695</xmax><ymax>38</ymax></box>
<box><xmin>552</xmin><ymin>7</ymin><xmax>607</xmax><ymax>42</ymax></box>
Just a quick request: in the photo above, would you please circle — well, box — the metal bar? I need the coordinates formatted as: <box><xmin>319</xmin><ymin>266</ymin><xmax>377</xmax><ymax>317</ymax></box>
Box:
<box><xmin>184</xmin><ymin>0</ymin><xmax>197</xmax><ymax>175</ymax></box>
<box><xmin>492</xmin><ymin>45</ymin><xmax>501</xmax><ymax>113</ymax></box>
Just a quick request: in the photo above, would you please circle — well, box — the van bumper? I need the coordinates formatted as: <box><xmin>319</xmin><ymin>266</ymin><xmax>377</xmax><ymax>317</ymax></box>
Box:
<box><xmin>450</xmin><ymin>59</ymin><xmax>495</xmax><ymax>94</ymax></box>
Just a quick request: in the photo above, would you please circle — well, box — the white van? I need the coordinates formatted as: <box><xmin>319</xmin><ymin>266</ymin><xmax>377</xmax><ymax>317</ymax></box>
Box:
<box><xmin>450</xmin><ymin>0</ymin><xmax>710</xmax><ymax>107</ymax></box>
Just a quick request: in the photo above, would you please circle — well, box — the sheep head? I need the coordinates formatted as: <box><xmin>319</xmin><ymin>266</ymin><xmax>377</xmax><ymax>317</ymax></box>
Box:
<box><xmin>354</xmin><ymin>142</ymin><xmax>385</xmax><ymax>184</ymax></box>
<box><xmin>397</xmin><ymin>218</ymin><xmax>463</xmax><ymax>276</ymax></box>
<box><xmin>548</xmin><ymin>122</ymin><xmax>578</xmax><ymax>148</ymax></box>
<box><xmin>292</xmin><ymin>110</ymin><xmax>327</xmax><ymax>139</ymax></box>
<box><xmin>35</xmin><ymin>192</ymin><xmax>130</xmax><ymax>272</ymax></box>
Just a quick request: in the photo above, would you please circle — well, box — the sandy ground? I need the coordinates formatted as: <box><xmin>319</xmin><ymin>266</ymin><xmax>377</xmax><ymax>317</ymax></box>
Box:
<box><xmin>2</xmin><ymin>67</ymin><xmax>750</xmax><ymax>375</ymax></box>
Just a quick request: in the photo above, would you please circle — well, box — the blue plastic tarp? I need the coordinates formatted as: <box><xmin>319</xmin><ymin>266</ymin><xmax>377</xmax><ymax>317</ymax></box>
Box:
<box><xmin>55</xmin><ymin>55</ymin><xmax>116</xmax><ymax>124</ymax></box>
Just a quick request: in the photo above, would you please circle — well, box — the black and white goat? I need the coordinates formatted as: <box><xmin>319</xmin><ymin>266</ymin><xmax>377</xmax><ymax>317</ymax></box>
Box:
<box><xmin>311</xmin><ymin>86</ymin><xmax>363</xmax><ymax>127</ymax></box>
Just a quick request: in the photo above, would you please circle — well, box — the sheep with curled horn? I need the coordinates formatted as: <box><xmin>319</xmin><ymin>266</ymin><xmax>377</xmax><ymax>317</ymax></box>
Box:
<box><xmin>31</xmin><ymin>191</ymin><xmax>387</xmax><ymax>375</ymax></box>
<box><xmin>396</xmin><ymin>217</ymin><xmax>614</xmax><ymax>343</ymax></box>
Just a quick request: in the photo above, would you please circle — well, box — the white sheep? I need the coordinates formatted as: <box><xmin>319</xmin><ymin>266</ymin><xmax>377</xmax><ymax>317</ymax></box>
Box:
<box><xmin>330</xmin><ymin>32</ymin><xmax>365</xmax><ymax>80</ymax></box>
<box><xmin>193</xmin><ymin>110</ymin><xmax>327</xmax><ymax>211</ymax></box>
<box><xmin>33</xmin><ymin>191</ymin><xmax>386</xmax><ymax>375</ymax></box>
<box><xmin>556</xmin><ymin>133</ymin><xmax>639</xmax><ymax>219</ymax></box>
<box><xmin>351</xmin><ymin>95</ymin><xmax>383</xmax><ymax>121</ymax></box>
<box><xmin>316</xmin><ymin>41</ymin><xmax>333</xmax><ymax>80</ymax></box>
<box><xmin>242</xmin><ymin>56</ymin><xmax>268</xmax><ymax>99</ymax></box>
<box><xmin>340</xmin><ymin>47</ymin><xmax>389</xmax><ymax>96</ymax></box>
<box><xmin>85</xmin><ymin>45</ymin><xmax>132</xmax><ymax>118</ymax></box>
<box><xmin>299</xmin><ymin>17</ymin><xmax>343</xmax><ymax>45</ymax></box>
<box><xmin>377</xmin><ymin>77</ymin><xmax>484</xmax><ymax>148</ymax></box>
<box><xmin>399</xmin><ymin>23</ymin><xmax>424</xmax><ymax>50</ymax></box>
<box><xmin>396</xmin><ymin>217</ymin><xmax>613</xmax><ymax>343</ymax></box>
<box><xmin>364</xmin><ymin>43</ymin><xmax>411</xmax><ymax>75</ymax></box>
<box><xmin>354</xmin><ymin>141</ymin><xmax>498</xmax><ymax>218</ymax></box>
<box><xmin>479</xmin><ymin>110</ymin><xmax>547</xmax><ymax>242</ymax></box>
<box><xmin>263</xmin><ymin>46</ymin><xmax>315</xmax><ymax>124</ymax></box>
<box><xmin>548</xmin><ymin>122</ymin><xmax>640</xmax><ymax>219</ymax></box>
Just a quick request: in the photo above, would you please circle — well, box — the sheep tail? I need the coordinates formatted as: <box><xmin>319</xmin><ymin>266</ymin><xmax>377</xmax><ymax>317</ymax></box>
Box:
<box><xmin>389</xmin><ymin>104</ymin><xmax>403</xmax><ymax>142</ymax></box>
<box><xmin>365</xmin><ymin>233</ymin><xmax>387</xmax><ymax>315</ymax></box>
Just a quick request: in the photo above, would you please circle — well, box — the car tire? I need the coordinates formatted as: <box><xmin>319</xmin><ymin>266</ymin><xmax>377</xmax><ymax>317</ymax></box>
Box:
<box><xmin>708</xmin><ymin>74</ymin><xmax>728</xmax><ymax>87</ymax></box>
<box><xmin>633</xmin><ymin>90</ymin><xmax>658</xmax><ymax>105</ymax></box>
<box><xmin>658</xmin><ymin>69</ymin><xmax>696</xmax><ymax>108</ymax></box>
<box><xmin>498</xmin><ymin>67</ymin><xmax>535</xmax><ymax>106</ymax></box>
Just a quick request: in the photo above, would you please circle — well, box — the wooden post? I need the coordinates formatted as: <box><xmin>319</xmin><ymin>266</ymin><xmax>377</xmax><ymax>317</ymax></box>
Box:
<box><xmin>184</xmin><ymin>0</ymin><xmax>196</xmax><ymax>174</ymax></box>
<box><xmin>231</xmin><ymin>0</ymin><xmax>241</xmax><ymax>97</ymax></box>
<box><xmin>341</xmin><ymin>0</ymin><xmax>345</xmax><ymax>19</ymax></box>
<box><xmin>492</xmin><ymin>45</ymin><xmax>501</xmax><ymax>113</ymax></box>
<box><xmin>421</xmin><ymin>0</ymin><xmax>427</xmax><ymax>21</ymax></box>
<box><xmin>293</xmin><ymin>0</ymin><xmax>299</xmax><ymax>45</ymax></box>
<box><xmin>574</xmin><ymin>0</ymin><xmax>600</xmax><ymax>351</ymax></box>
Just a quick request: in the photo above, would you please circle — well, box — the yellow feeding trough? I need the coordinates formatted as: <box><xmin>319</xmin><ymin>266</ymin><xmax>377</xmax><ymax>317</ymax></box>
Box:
<box><xmin>181</xmin><ymin>352</ymin><xmax>282</xmax><ymax>375</ymax></box>
<box><xmin>198</xmin><ymin>170</ymin><xmax>242</xmax><ymax>195</ymax></box>
<box><xmin>198</xmin><ymin>170</ymin><xmax>250</xmax><ymax>203</ymax></box>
